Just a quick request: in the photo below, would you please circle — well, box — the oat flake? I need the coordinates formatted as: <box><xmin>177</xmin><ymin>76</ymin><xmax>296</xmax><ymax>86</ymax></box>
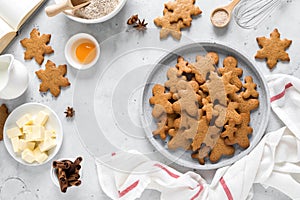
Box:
<box><xmin>74</xmin><ymin>0</ymin><xmax>120</xmax><ymax>19</ymax></box>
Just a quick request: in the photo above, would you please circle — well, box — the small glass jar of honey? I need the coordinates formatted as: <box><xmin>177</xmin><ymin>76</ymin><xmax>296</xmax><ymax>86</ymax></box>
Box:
<box><xmin>65</xmin><ymin>33</ymin><xmax>100</xmax><ymax>70</ymax></box>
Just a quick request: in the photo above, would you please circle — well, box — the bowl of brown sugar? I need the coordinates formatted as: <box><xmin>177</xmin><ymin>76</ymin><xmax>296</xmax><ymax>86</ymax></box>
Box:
<box><xmin>55</xmin><ymin>0</ymin><xmax>127</xmax><ymax>24</ymax></box>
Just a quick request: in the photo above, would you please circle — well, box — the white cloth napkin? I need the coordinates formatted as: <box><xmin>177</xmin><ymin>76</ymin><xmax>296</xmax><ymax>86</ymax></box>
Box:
<box><xmin>96</xmin><ymin>74</ymin><xmax>300</xmax><ymax>200</ymax></box>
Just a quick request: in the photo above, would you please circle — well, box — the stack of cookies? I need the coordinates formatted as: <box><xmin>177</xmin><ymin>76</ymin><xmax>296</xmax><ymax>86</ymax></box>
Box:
<box><xmin>149</xmin><ymin>52</ymin><xmax>259</xmax><ymax>164</ymax></box>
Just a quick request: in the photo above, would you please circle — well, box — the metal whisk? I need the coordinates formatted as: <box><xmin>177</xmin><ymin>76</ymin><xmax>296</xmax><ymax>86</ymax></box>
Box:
<box><xmin>234</xmin><ymin>0</ymin><xmax>283</xmax><ymax>29</ymax></box>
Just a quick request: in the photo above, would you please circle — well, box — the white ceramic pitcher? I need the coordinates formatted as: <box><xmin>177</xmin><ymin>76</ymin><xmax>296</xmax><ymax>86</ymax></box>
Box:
<box><xmin>0</xmin><ymin>54</ymin><xmax>29</xmax><ymax>100</ymax></box>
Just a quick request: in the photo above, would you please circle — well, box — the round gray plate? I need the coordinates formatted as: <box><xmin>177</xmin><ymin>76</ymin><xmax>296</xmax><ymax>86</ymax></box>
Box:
<box><xmin>141</xmin><ymin>42</ymin><xmax>270</xmax><ymax>170</ymax></box>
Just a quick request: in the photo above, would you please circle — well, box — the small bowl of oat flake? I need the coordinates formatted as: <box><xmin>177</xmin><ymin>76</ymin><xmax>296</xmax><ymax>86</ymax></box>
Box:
<box><xmin>55</xmin><ymin>0</ymin><xmax>127</xmax><ymax>24</ymax></box>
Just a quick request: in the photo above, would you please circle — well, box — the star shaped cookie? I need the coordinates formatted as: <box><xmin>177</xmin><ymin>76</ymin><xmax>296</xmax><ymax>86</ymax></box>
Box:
<box><xmin>35</xmin><ymin>60</ymin><xmax>70</xmax><ymax>97</ymax></box>
<box><xmin>20</xmin><ymin>28</ymin><xmax>54</xmax><ymax>65</ymax></box>
<box><xmin>255</xmin><ymin>28</ymin><xmax>292</xmax><ymax>69</ymax></box>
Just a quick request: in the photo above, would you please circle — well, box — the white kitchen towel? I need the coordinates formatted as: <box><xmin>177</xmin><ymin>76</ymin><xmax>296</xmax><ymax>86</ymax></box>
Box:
<box><xmin>96</xmin><ymin>74</ymin><xmax>300</xmax><ymax>200</ymax></box>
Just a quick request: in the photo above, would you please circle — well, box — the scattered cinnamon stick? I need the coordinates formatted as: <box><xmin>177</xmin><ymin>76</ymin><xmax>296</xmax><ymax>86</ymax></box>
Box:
<box><xmin>53</xmin><ymin>157</ymin><xmax>83</xmax><ymax>193</ymax></box>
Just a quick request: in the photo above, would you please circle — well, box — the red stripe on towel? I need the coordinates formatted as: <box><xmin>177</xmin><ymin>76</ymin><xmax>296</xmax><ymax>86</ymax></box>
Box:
<box><xmin>118</xmin><ymin>180</ymin><xmax>139</xmax><ymax>198</ymax></box>
<box><xmin>270</xmin><ymin>83</ymin><xmax>293</xmax><ymax>102</ymax></box>
<box><xmin>154</xmin><ymin>163</ymin><xmax>180</xmax><ymax>178</ymax></box>
<box><xmin>190</xmin><ymin>184</ymin><xmax>204</xmax><ymax>200</ymax></box>
<box><xmin>220</xmin><ymin>177</ymin><xmax>233</xmax><ymax>200</ymax></box>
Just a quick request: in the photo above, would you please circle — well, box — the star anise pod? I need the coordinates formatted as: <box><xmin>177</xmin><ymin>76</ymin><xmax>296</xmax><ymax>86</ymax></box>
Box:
<box><xmin>64</xmin><ymin>106</ymin><xmax>75</xmax><ymax>118</ymax></box>
<box><xmin>127</xmin><ymin>14</ymin><xmax>138</xmax><ymax>25</ymax></box>
<box><xmin>133</xmin><ymin>19</ymin><xmax>148</xmax><ymax>31</ymax></box>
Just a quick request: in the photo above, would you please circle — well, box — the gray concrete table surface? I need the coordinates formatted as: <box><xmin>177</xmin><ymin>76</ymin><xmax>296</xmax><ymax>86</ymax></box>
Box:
<box><xmin>0</xmin><ymin>0</ymin><xmax>299</xmax><ymax>199</ymax></box>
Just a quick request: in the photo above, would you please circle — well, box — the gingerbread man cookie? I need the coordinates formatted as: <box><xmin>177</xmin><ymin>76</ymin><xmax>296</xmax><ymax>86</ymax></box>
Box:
<box><xmin>165</xmin><ymin>67</ymin><xmax>186</xmax><ymax>93</ymax></box>
<box><xmin>176</xmin><ymin>56</ymin><xmax>192</xmax><ymax>75</ymax></box>
<box><xmin>150</xmin><ymin>84</ymin><xmax>173</xmax><ymax>114</ymax></box>
<box><xmin>218</xmin><ymin>56</ymin><xmax>243</xmax><ymax>89</ymax></box>
<box><xmin>225</xmin><ymin>112</ymin><xmax>253</xmax><ymax>148</ymax></box>
<box><xmin>172</xmin><ymin>80</ymin><xmax>199</xmax><ymax>117</ymax></box>
<box><xmin>243</xmin><ymin>76</ymin><xmax>259</xmax><ymax>99</ymax></box>
<box><xmin>209</xmin><ymin>137</ymin><xmax>235</xmax><ymax>163</ymax></box>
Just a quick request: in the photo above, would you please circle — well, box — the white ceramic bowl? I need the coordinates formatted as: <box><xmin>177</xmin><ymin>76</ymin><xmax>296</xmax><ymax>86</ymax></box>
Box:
<box><xmin>3</xmin><ymin>103</ymin><xmax>63</xmax><ymax>166</ymax></box>
<box><xmin>50</xmin><ymin>157</ymin><xmax>83</xmax><ymax>187</ymax></box>
<box><xmin>65</xmin><ymin>33</ymin><xmax>100</xmax><ymax>70</ymax></box>
<box><xmin>55</xmin><ymin>0</ymin><xmax>127</xmax><ymax>24</ymax></box>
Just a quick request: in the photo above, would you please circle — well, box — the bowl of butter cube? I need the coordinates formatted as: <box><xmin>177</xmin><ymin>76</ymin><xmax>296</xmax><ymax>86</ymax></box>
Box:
<box><xmin>3</xmin><ymin>102</ymin><xmax>63</xmax><ymax>166</ymax></box>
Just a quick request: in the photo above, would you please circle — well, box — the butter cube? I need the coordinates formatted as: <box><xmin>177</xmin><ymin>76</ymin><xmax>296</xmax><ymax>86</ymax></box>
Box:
<box><xmin>33</xmin><ymin>147</ymin><xmax>48</xmax><ymax>164</ymax></box>
<box><xmin>16</xmin><ymin>114</ymin><xmax>33</xmax><ymax>128</ymax></box>
<box><xmin>34</xmin><ymin>111</ymin><xmax>49</xmax><ymax>126</ymax></box>
<box><xmin>6</xmin><ymin>127</ymin><xmax>23</xmax><ymax>138</ymax></box>
<box><xmin>19</xmin><ymin>139</ymin><xmax>35</xmax><ymax>151</ymax></box>
<box><xmin>22</xmin><ymin>125</ymin><xmax>33</xmax><ymax>134</ymax></box>
<box><xmin>21</xmin><ymin>149</ymin><xmax>35</xmax><ymax>163</ymax></box>
<box><xmin>11</xmin><ymin>137</ymin><xmax>20</xmax><ymax>153</ymax></box>
<box><xmin>44</xmin><ymin>130</ymin><xmax>56</xmax><ymax>139</ymax></box>
<box><xmin>24</xmin><ymin>125</ymin><xmax>44</xmax><ymax>141</ymax></box>
<box><xmin>39</xmin><ymin>137</ymin><xmax>56</xmax><ymax>152</ymax></box>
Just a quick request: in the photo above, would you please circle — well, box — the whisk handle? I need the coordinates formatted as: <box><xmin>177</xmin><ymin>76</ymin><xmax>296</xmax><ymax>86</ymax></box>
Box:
<box><xmin>224</xmin><ymin>0</ymin><xmax>241</xmax><ymax>12</ymax></box>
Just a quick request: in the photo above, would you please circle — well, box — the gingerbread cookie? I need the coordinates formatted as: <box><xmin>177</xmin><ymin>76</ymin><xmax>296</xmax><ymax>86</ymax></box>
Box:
<box><xmin>152</xmin><ymin>104</ymin><xmax>167</xmax><ymax>119</ymax></box>
<box><xmin>20</xmin><ymin>28</ymin><xmax>54</xmax><ymax>65</ymax></box>
<box><xmin>176</xmin><ymin>114</ymin><xmax>199</xmax><ymax>140</ymax></box>
<box><xmin>201</xmin><ymin>72</ymin><xmax>227</xmax><ymax>106</ymax></box>
<box><xmin>0</xmin><ymin>104</ymin><xmax>9</xmax><ymax>141</ymax></box>
<box><xmin>176</xmin><ymin>56</ymin><xmax>192</xmax><ymax>75</ymax></box>
<box><xmin>150</xmin><ymin>84</ymin><xmax>173</xmax><ymax>114</ymax></box>
<box><xmin>168</xmin><ymin>129</ymin><xmax>191</xmax><ymax>150</ymax></box>
<box><xmin>206</xmin><ymin>52</ymin><xmax>219</xmax><ymax>65</ymax></box>
<box><xmin>188</xmin><ymin>80</ymin><xmax>202</xmax><ymax>103</ymax></box>
<box><xmin>191</xmin><ymin>116</ymin><xmax>209</xmax><ymax>151</ymax></box>
<box><xmin>202</xmin><ymin>98</ymin><xmax>217</xmax><ymax>121</ymax></box>
<box><xmin>153</xmin><ymin>117</ymin><xmax>169</xmax><ymax>140</ymax></box>
<box><xmin>213</xmin><ymin>104</ymin><xmax>226</xmax><ymax>128</ymax></box>
<box><xmin>193</xmin><ymin>126</ymin><xmax>222</xmax><ymax>163</ymax></box>
<box><xmin>225</xmin><ymin>102</ymin><xmax>242</xmax><ymax>124</ymax></box>
<box><xmin>243</xmin><ymin>76</ymin><xmax>259</xmax><ymax>99</ymax></box>
<box><xmin>225</xmin><ymin>112</ymin><xmax>253</xmax><ymax>148</ymax></box>
<box><xmin>255</xmin><ymin>28</ymin><xmax>292</xmax><ymax>69</ymax></box>
<box><xmin>201</xmin><ymin>125</ymin><xmax>222</xmax><ymax>148</ymax></box>
<box><xmin>172</xmin><ymin>80</ymin><xmax>199</xmax><ymax>117</ymax></box>
<box><xmin>218</xmin><ymin>56</ymin><xmax>243</xmax><ymax>89</ymax></box>
<box><xmin>229</xmin><ymin>93</ymin><xmax>259</xmax><ymax>113</ymax></box>
<box><xmin>192</xmin><ymin>145</ymin><xmax>210</xmax><ymax>165</ymax></box>
<box><xmin>166</xmin><ymin>113</ymin><xmax>179</xmax><ymax>128</ymax></box>
<box><xmin>154</xmin><ymin>0</ymin><xmax>202</xmax><ymax>40</ymax></box>
<box><xmin>164</xmin><ymin>67</ymin><xmax>186</xmax><ymax>93</ymax></box>
<box><xmin>164</xmin><ymin>0</ymin><xmax>202</xmax><ymax>26</ymax></box>
<box><xmin>168</xmin><ymin>117</ymin><xmax>181</xmax><ymax>137</ymax></box>
<box><xmin>154</xmin><ymin>9</ymin><xmax>187</xmax><ymax>40</ymax></box>
<box><xmin>220</xmin><ymin>119</ymin><xmax>237</xmax><ymax>141</ymax></box>
<box><xmin>191</xmin><ymin>55</ymin><xmax>215</xmax><ymax>84</ymax></box>
<box><xmin>213</xmin><ymin>102</ymin><xmax>242</xmax><ymax>128</ymax></box>
<box><xmin>209</xmin><ymin>137</ymin><xmax>235</xmax><ymax>163</ymax></box>
<box><xmin>35</xmin><ymin>60</ymin><xmax>70</xmax><ymax>97</ymax></box>
<box><xmin>222</xmin><ymin>71</ymin><xmax>240</xmax><ymax>96</ymax></box>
